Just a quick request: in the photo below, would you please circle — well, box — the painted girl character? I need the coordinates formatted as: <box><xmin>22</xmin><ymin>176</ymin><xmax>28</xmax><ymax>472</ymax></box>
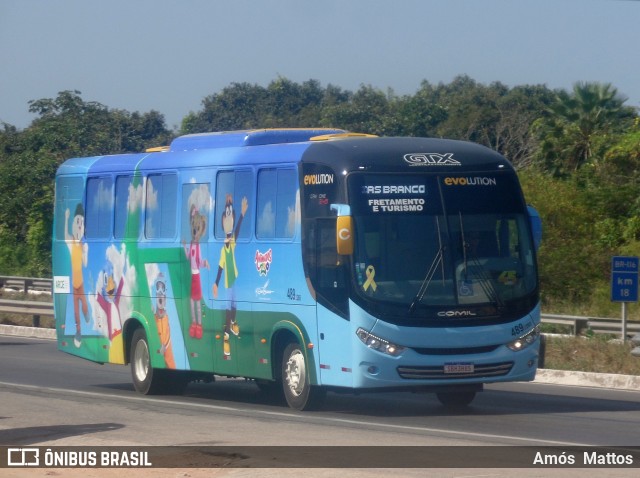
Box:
<box><xmin>65</xmin><ymin>203</ymin><xmax>89</xmax><ymax>348</ymax></box>
<box><xmin>213</xmin><ymin>194</ymin><xmax>248</xmax><ymax>356</ymax></box>
<box><xmin>154</xmin><ymin>275</ymin><xmax>175</xmax><ymax>369</ymax></box>
<box><xmin>183</xmin><ymin>205</ymin><xmax>209</xmax><ymax>339</ymax></box>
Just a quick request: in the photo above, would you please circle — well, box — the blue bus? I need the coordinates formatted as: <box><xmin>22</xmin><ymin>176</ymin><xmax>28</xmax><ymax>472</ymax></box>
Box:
<box><xmin>52</xmin><ymin>129</ymin><xmax>542</xmax><ymax>410</ymax></box>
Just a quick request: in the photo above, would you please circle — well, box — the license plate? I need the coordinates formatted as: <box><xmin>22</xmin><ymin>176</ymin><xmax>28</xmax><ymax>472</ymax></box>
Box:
<box><xmin>444</xmin><ymin>363</ymin><xmax>474</xmax><ymax>374</ymax></box>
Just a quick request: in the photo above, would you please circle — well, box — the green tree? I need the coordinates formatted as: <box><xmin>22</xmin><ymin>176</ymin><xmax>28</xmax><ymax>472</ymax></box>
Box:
<box><xmin>433</xmin><ymin>75</ymin><xmax>507</xmax><ymax>143</ymax></box>
<box><xmin>393</xmin><ymin>80</ymin><xmax>447</xmax><ymax>137</ymax></box>
<box><xmin>520</xmin><ymin>171</ymin><xmax>608</xmax><ymax>304</ymax></box>
<box><xmin>181</xmin><ymin>82</ymin><xmax>270</xmax><ymax>133</ymax></box>
<box><xmin>587</xmin><ymin>125</ymin><xmax>640</xmax><ymax>247</ymax></box>
<box><xmin>489</xmin><ymin>85</ymin><xmax>554</xmax><ymax>168</ymax></box>
<box><xmin>533</xmin><ymin>82</ymin><xmax>634</xmax><ymax>174</ymax></box>
<box><xmin>181</xmin><ymin>79</ymin><xmax>351</xmax><ymax>134</ymax></box>
<box><xmin>320</xmin><ymin>84</ymin><xmax>397</xmax><ymax>135</ymax></box>
<box><xmin>0</xmin><ymin>90</ymin><xmax>172</xmax><ymax>276</ymax></box>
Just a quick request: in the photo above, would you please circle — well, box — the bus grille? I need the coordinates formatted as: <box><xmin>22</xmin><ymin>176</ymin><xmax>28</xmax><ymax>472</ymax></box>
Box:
<box><xmin>397</xmin><ymin>362</ymin><xmax>513</xmax><ymax>380</ymax></box>
<box><xmin>411</xmin><ymin>344</ymin><xmax>500</xmax><ymax>355</ymax></box>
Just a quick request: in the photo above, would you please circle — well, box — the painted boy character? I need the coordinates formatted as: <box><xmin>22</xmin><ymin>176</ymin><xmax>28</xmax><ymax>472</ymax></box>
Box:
<box><xmin>154</xmin><ymin>275</ymin><xmax>175</xmax><ymax>369</ymax></box>
<box><xmin>213</xmin><ymin>194</ymin><xmax>248</xmax><ymax>356</ymax></box>
<box><xmin>183</xmin><ymin>205</ymin><xmax>209</xmax><ymax>339</ymax></box>
<box><xmin>65</xmin><ymin>204</ymin><xmax>89</xmax><ymax>348</ymax></box>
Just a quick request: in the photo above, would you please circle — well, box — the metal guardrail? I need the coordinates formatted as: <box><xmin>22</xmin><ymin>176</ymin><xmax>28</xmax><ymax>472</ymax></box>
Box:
<box><xmin>540</xmin><ymin>313</ymin><xmax>640</xmax><ymax>339</ymax></box>
<box><xmin>0</xmin><ymin>275</ymin><xmax>54</xmax><ymax>328</ymax></box>
<box><xmin>0</xmin><ymin>298</ymin><xmax>54</xmax><ymax>327</ymax></box>
<box><xmin>0</xmin><ymin>275</ymin><xmax>52</xmax><ymax>294</ymax></box>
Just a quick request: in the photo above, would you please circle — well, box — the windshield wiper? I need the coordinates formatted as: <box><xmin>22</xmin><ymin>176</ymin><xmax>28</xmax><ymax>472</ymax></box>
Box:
<box><xmin>408</xmin><ymin>246</ymin><xmax>444</xmax><ymax>315</ymax></box>
<box><xmin>408</xmin><ymin>218</ymin><xmax>445</xmax><ymax>315</ymax></box>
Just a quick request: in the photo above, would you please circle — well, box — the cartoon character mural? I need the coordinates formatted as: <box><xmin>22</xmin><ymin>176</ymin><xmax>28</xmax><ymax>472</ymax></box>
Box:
<box><xmin>89</xmin><ymin>244</ymin><xmax>135</xmax><ymax>363</ymax></box>
<box><xmin>64</xmin><ymin>204</ymin><xmax>89</xmax><ymax>348</ymax></box>
<box><xmin>182</xmin><ymin>185</ymin><xmax>211</xmax><ymax>339</ymax></box>
<box><xmin>154</xmin><ymin>273</ymin><xmax>176</xmax><ymax>369</ymax></box>
<box><xmin>145</xmin><ymin>263</ymin><xmax>186</xmax><ymax>369</ymax></box>
<box><xmin>213</xmin><ymin>194</ymin><xmax>248</xmax><ymax>356</ymax></box>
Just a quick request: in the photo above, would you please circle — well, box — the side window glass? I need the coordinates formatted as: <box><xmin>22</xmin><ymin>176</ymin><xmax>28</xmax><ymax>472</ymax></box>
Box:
<box><xmin>257</xmin><ymin>169</ymin><xmax>276</xmax><ymax>239</ymax></box>
<box><xmin>182</xmin><ymin>183</ymin><xmax>211</xmax><ymax>243</ymax></box>
<box><xmin>145</xmin><ymin>174</ymin><xmax>177</xmax><ymax>239</ymax></box>
<box><xmin>114</xmin><ymin>175</ymin><xmax>134</xmax><ymax>239</ymax></box>
<box><xmin>215</xmin><ymin>170</ymin><xmax>252</xmax><ymax>241</ymax></box>
<box><xmin>85</xmin><ymin>177</ymin><xmax>113</xmax><ymax>239</ymax></box>
<box><xmin>55</xmin><ymin>177</ymin><xmax>84</xmax><ymax>240</ymax></box>
<box><xmin>257</xmin><ymin>168</ymin><xmax>296</xmax><ymax>239</ymax></box>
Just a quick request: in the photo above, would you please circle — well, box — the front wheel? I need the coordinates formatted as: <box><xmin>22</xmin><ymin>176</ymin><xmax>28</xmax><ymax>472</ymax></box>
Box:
<box><xmin>281</xmin><ymin>342</ymin><xmax>325</xmax><ymax>411</ymax></box>
<box><xmin>130</xmin><ymin>328</ymin><xmax>166</xmax><ymax>395</ymax></box>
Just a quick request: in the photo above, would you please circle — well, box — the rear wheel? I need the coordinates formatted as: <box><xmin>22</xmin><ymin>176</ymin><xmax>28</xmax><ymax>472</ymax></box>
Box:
<box><xmin>130</xmin><ymin>328</ymin><xmax>166</xmax><ymax>395</ymax></box>
<box><xmin>436</xmin><ymin>391</ymin><xmax>476</xmax><ymax>408</ymax></box>
<box><xmin>281</xmin><ymin>342</ymin><xmax>325</xmax><ymax>410</ymax></box>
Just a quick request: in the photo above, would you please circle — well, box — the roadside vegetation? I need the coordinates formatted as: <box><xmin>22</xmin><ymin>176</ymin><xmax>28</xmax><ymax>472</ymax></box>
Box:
<box><xmin>542</xmin><ymin>335</ymin><xmax>640</xmax><ymax>375</ymax></box>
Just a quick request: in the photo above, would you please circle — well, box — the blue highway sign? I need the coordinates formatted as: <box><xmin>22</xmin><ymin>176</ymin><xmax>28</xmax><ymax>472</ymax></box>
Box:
<box><xmin>611</xmin><ymin>256</ymin><xmax>639</xmax><ymax>302</ymax></box>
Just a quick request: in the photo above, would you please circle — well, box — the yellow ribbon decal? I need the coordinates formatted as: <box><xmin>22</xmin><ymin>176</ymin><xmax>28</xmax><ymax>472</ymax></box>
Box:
<box><xmin>498</xmin><ymin>270</ymin><xmax>518</xmax><ymax>286</ymax></box>
<box><xmin>363</xmin><ymin>265</ymin><xmax>377</xmax><ymax>292</ymax></box>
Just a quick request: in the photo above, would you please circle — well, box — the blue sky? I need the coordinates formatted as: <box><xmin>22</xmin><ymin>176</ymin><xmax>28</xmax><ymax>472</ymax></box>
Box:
<box><xmin>1</xmin><ymin>0</ymin><xmax>638</xmax><ymax>130</ymax></box>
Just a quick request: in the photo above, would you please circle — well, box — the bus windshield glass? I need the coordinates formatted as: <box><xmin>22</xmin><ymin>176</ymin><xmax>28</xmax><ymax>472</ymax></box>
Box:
<box><xmin>348</xmin><ymin>173</ymin><xmax>537</xmax><ymax>316</ymax></box>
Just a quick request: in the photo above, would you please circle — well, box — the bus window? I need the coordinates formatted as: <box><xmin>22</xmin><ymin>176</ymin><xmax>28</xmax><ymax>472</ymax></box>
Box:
<box><xmin>114</xmin><ymin>175</ymin><xmax>133</xmax><ymax>239</ymax></box>
<box><xmin>55</xmin><ymin>176</ymin><xmax>84</xmax><ymax>241</ymax></box>
<box><xmin>182</xmin><ymin>183</ymin><xmax>211</xmax><ymax>242</ymax></box>
<box><xmin>145</xmin><ymin>174</ymin><xmax>177</xmax><ymax>239</ymax></box>
<box><xmin>215</xmin><ymin>170</ymin><xmax>253</xmax><ymax>241</ymax></box>
<box><xmin>257</xmin><ymin>168</ymin><xmax>297</xmax><ymax>239</ymax></box>
<box><xmin>85</xmin><ymin>177</ymin><xmax>113</xmax><ymax>239</ymax></box>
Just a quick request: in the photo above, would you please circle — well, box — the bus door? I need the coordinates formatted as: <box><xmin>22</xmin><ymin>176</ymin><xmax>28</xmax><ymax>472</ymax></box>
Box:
<box><xmin>313</xmin><ymin>218</ymin><xmax>353</xmax><ymax>387</ymax></box>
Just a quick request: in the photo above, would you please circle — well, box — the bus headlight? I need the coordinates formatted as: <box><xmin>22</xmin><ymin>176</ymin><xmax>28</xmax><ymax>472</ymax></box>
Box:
<box><xmin>356</xmin><ymin>328</ymin><xmax>405</xmax><ymax>356</ymax></box>
<box><xmin>506</xmin><ymin>325</ymin><xmax>541</xmax><ymax>351</ymax></box>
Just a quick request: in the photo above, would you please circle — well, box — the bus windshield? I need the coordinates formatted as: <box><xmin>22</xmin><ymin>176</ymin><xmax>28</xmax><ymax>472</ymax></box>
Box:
<box><xmin>348</xmin><ymin>173</ymin><xmax>537</xmax><ymax>318</ymax></box>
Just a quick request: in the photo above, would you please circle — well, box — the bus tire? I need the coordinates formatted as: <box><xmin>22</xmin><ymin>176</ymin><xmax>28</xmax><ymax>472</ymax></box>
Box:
<box><xmin>130</xmin><ymin>328</ymin><xmax>165</xmax><ymax>395</ymax></box>
<box><xmin>281</xmin><ymin>342</ymin><xmax>325</xmax><ymax>411</ymax></box>
<box><xmin>436</xmin><ymin>391</ymin><xmax>476</xmax><ymax>408</ymax></box>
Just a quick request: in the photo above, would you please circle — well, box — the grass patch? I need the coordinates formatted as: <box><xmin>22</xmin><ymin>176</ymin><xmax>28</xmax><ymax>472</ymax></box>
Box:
<box><xmin>542</xmin><ymin>335</ymin><xmax>640</xmax><ymax>375</ymax></box>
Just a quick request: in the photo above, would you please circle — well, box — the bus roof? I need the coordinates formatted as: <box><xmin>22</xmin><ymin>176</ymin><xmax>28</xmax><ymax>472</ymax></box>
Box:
<box><xmin>168</xmin><ymin>128</ymin><xmax>347</xmax><ymax>152</ymax></box>
<box><xmin>56</xmin><ymin>130</ymin><xmax>513</xmax><ymax>177</ymax></box>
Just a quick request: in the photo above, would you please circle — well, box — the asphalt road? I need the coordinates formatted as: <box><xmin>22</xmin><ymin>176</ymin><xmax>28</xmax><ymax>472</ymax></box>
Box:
<box><xmin>1</xmin><ymin>335</ymin><xmax>640</xmax><ymax>476</ymax></box>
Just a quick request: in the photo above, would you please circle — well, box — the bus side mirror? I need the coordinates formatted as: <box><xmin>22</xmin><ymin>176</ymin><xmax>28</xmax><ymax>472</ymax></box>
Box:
<box><xmin>336</xmin><ymin>216</ymin><xmax>354</xmax><ymax>255</ymax></box>
<box><xmin>527</xmin><ymin>205</ymin><xmax>542</xmax><ymax>251</ymax></box>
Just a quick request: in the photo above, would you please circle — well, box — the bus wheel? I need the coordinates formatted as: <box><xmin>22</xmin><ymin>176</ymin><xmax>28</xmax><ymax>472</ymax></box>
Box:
<box><xmin>281</xmin><ymin>342</ymin><xmax>325</xmax><ymax>411</ymax></box>
<box><xmin>130</xmin><ymin>328</ymin><xmax>164</xmax><ymax>395</ymax></box>
<box><xmin>436</xmin><ymin>391</ymin><xmax>476</xmax><ymax>408</ymax></box>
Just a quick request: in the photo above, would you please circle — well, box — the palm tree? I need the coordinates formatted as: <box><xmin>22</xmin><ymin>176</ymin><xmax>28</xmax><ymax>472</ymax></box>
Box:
<box><xmin>535</xmin><ymin>82</ymin><xmax>632</xmax><ymax>173</ymax></box>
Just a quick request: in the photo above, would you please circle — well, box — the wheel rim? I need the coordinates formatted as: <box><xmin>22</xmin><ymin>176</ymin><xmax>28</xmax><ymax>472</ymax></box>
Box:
<box><xmin>133</xmin><ymin>338</ymin><xmax>150</xmax><ymax>383</ymax></box>
<box><xmin>284</xmin><ymin>349</ymin><xmax>306</xmax><ymax>397</ymax></box>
